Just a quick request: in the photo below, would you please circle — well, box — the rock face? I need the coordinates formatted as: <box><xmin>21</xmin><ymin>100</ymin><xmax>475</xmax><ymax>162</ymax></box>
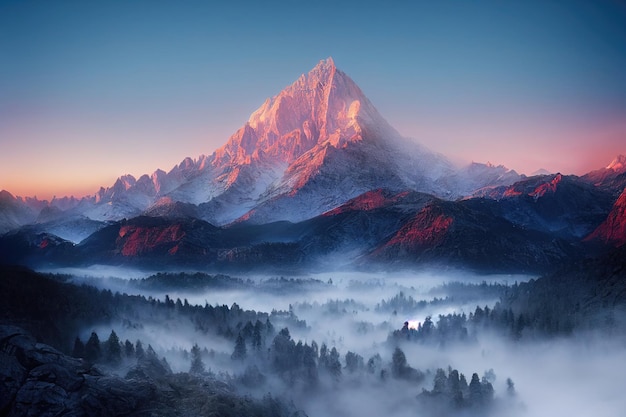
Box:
<box><xmin>0</xmin><ymin>325</ymin><xmax>292</xmax><ymax>417</ymax></box>
<box><xmin>367</xmin><ymin>198</ymin><xmax>575</xmax><ymax>273</ymax></box>
<box><xmin>585</xmin><ymin>189</ymin><xmax>626</xmax><ymax>247</ymax></box>
<box><xmin>472</xmin><ymin>174</ymin><xmax>615</xmax><ymax>239</ymax></box>
<box><xmin>0</xmin><ymin>325</ymin><xmax>151</xmax><ymax>417</ymax></box>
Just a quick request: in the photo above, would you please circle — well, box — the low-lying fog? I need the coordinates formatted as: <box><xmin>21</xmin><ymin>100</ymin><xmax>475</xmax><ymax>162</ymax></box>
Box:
<box><xmin>44</xmin><ymin>266</ymin><xmax>626</xmax><ymax>417</ymax></box>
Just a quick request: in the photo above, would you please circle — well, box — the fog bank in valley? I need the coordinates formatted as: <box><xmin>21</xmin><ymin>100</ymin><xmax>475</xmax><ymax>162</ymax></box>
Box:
<box><xmin>38</xmin><ymin>266</ymin><xmax>626</xmax><ymax>417</ymax></box>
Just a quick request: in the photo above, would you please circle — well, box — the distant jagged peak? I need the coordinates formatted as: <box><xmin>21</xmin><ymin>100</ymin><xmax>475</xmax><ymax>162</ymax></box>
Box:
<box><xmin>0</xmin><ymin>189</ymin><xmax>16</xmax><ymax>201</ymax></box>
<box><xmin>117</xmin><ymin>174</ymin><xmax>137</xmax><ymax>190</ymax></box>
<box><xmin>606</xmin><ymin>154</ymin><xmax>626</xmax><ymax>172</ymax></box>
<box><xmin>531</xmin><ymin>168</ymin><xmax>552</xmax><ymax>176</ymax></box>
<box><xmin>466</xmin><ymin>160</ymin><xmax>509</xmax><ymax>172</ymax></box>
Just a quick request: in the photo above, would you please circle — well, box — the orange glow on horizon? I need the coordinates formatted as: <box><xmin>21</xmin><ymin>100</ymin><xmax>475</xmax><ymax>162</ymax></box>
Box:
<box><xmin>1</xmin><ymin>177</ymin><xmax>109</xmax><ymax>201</ymax></box>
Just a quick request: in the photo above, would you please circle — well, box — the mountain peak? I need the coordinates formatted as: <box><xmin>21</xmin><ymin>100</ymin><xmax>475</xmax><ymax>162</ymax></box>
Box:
<box><xmin>607</xmin><ymin>154</ymin><xmax>626</xmax><ymax>172</ymax></box>
<box><xmin>311</xmin><ymin>56</ymin><xmax>336</xmax><ymax>74</ymax></box>
<box><xmin>214</xmin><ymin>57</ymin><xmax>398</xmax><ymax>169</ymax></box>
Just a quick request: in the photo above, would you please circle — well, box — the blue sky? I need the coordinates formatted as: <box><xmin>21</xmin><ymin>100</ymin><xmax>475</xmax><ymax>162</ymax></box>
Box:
<box><xmin>1</xmin><ymin>0</ymin><xmax>625</xmax><ymax>198</ymax></box>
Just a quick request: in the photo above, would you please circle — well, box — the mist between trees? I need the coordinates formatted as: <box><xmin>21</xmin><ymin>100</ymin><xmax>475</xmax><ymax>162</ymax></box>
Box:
<box><xmin>2</xmin><ymin>265</ymin><xmax>625</xmax><ymax>417</ymax></box>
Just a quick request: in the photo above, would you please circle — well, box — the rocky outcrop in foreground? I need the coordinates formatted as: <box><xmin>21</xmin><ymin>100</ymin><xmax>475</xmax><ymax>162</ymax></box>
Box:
<box><xmin>0</xmin><ymin>325</ymin><xmax>291</xmax><ymax>417</ymax></box>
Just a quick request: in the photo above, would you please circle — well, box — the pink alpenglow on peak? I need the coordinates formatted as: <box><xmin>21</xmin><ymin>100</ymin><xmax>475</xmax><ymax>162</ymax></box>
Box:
<box><xmin>606</xmin><ymin>155</ymin><xmax>626</xmax><ymax>173</ymax></box>
<box><xmin>212</xmin><ymin>57</ymin><xmax>399</xmax><ymax>169</ymax></box>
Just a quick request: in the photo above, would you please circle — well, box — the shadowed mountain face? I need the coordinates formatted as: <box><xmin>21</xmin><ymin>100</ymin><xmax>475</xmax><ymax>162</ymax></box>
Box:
<box><xmin>366</xmin><ymin>197</ymin><xmax>577</xmax><ymax>273</ymax></box>
<box><xmin>471</xmin><ymin>174</ymin><xmax>616</xmax><ymax>240</ymax></box>
<box><xmin>585</xmin><ymin>189</ymin><xmax>626</xmax><ymax>248</ymax></box>
<box><xmin>0</xmin><ymin>186</ymin><xmax>591</xmax><ymax>274</ymax></box>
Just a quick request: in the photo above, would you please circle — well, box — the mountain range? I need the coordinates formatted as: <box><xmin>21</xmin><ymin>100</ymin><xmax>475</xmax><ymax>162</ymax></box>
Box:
<box><xmin>1</xmin><ymin>58</ymin><xmax>625</xmax><ymax>273</ymax></box>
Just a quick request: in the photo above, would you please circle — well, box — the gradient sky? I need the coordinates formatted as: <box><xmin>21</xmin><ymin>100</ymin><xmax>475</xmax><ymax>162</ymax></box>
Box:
<box><xmin>1</xmin><ymin>0</ymin><xmax>625</xmax><ymax>200</ymax></box>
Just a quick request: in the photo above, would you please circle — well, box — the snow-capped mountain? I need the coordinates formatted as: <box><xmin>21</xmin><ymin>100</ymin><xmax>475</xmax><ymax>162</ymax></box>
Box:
<box><xmin>582</xmin><ymin>154</ymin><xmax>626</xmax><ymax>194</ymax></box>
<box><xmin>61</xmin><ymin>57</ymin><xmax>463</xmax><ymax>225</ymax></box>
<box><xmin>0</xmin><ymin>191</ymin><xmax>39</xmax><ymax>234</ymax></box>
<box><xmin>3</xmin><ymin>58</ymin><xmax>620</xmax><ymax>241</ymax></box>
<box><xmin>186</xmin><ymin>57</ymin><xmax>457</xmax><ymax>224</ymax></box>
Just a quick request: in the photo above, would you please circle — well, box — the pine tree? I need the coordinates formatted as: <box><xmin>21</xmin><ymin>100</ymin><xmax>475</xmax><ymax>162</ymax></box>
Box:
<box><xmin>135</xmin><ymin>340</ymin><xmax>145</xmax><ymax>359</ymax></box>
<box><xmin>232</xmin><ymin>334</ymin><xmax>247</xmax><ymax>361</ymax></box>
<box><xmin>72</xmin><ymin>336</ymin><xmax>85</xmax><ymax>358</ymax></box>
<box><xmin>366</xmin><ymin>353</ymin><xmax>382</xmax><ymax>375</ymax></box>
<box><xmin>124</xmin><ymin>339</ymin><xmax>135</xmax><ymax>358</ymax></box>
<box><xmin>432</xmin><ymin>368</ymin><xmax>447</xmax><ymax>394</ymax></box>
<box><xmin>391</xmin><ymin>347</ymin><xmax>408</xmax><ymax>378</ymax></box>
<box><xmin>319</xmin><ymin>343</ymin><xmax>328</xmax><ymax>369</ymax></box>
<box><xmin>459</xmin><ymin>372</ymin><xmax>469</xmax><ymax>399</ymax></box>
<box><xmin>190</xmin><ymin>343</ymin><xmax>205</xmax><ymax>374</ymax></box>
<box><xmin>506</xmin><ymin>377</ymin><xmax>516</xmax><ymax>397</ymax></box>
<box><xmin>252</xmin><ymin>320</ymin><xmax>263</xmax><ymax>352</ymax></box>
<box><xmin>326</xmin><ymin>347</ymin><xmax>342</xmax><ymax>379</ymax></box>
<box><xmin>345</xmin><ymin>351</ymin><xmax>363</xmax><ymax>373</ymax></box>
<box><xmin>146</xmin><ymin>344</ymin><xmax>157</xmax><ymax>358</ymax></box>
<box><xmin>85</xmin><ymin>332</ymin><xmax>101</xmax><ymax>363</ymax></box>
<box><xmin>469</xmin><ymin>373</ymin><xmax>482</xmax><ymax>405</ymax></box>
<box><xmin>105</xmin><ymin>330</ymin><xmax>122</xmax><ymax>364</ymax></box>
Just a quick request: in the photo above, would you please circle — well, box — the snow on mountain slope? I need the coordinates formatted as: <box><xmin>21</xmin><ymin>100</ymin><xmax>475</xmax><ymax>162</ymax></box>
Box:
<box><xmin>1</xmin><ymin>58</ymin><xmax>528</xmax><ymax>230</ymax></box>
<box><xmin>0</xmin><ymin>191</ymin><xmax>39</xmax><ymax>234</ymax></box>
<box><xmin>222</xmin><ymin>58</ymin><xmax>456</xmax><ymax>224</ymax></box>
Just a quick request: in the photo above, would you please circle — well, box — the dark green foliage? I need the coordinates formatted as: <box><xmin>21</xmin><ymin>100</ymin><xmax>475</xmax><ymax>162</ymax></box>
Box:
<box><xmin>269</xmin><ymin>328</ymin><xmax>319</xmax><ymax>387</ymax></box>
<box><xmin>252</xmin><ymin>320</ymin><xmax>263</xmax><ymax>351</ymax></box>
<box><xmin>131</xmin><ymin>272</ymin><xmax>248</xmax><ymax>292</ymax></box>
<box><xmin>366</xmin><ymin>353</ymin><xmax>382</xmax><ymax>375</ymax></box>
<box><xmin>419</xmin><ymin>368</ymin><xmax>494</xmax><ymax>412</ymax></box>
<box><xmin>469</xmin><ymin>373</ymin><xmax>483</xmax><ymax>405</ymax></box>
<box><xmin>135</xmin><ymin>340</ymin><xmax>145</xmax><ymax>359</ymax></box>
<box><xmin>377</xmin><ymin>291</ymin><xmax>452</xmax><ymax>314</ymax></box>
<box><xmin>85</xmin><ymin>331</ymin><xmax>101</xmax><ymax>363</ymax></box>
<box><xmin>344</xmin><ymin>351</ymin><xmax>364</xmax><ymax>373</ymax></box>
<box><xmin>232</xmin><ymin>334</ymin><xmax>247</xmax><ymax>361</ymax></box>
<box><xmin>391</xmin><ymin>347</ymin><xmax>423</xmax><ymax>381</ymax></box>
<box><xmin>71</xmin><ymin>336</ymin><xmax>84</xmax><ymax>358</ymax></box>
<box><xmin>391</xmin><ymin>347</ymin><xmax>407</xmax><ymax>378</ymax></box>
<box><xmin>507</xmin><ymin>377</ymin><xmax>516</xmax><ymax>397</ymax></box>
<box><xmin>0</xmin><ymin>265</ymin><xmax>276</xmax><ymax>359</ymax></box>
<box><xmin>189</xmin><ymin>343</ymin><xmax>205</xmax><ymax>374</ymax></box>
<box><xmin>105</xmin><ymin>330</ymin><xmax>121</xmax><ymax>364</ymax></box>
<box><xmin>325</xmin><ymin>347</ymin><xmax>342</xmax><ymax>379</ymax></box>
<box><xmin>271</xmin><ymin>328</ymin><xmax>295</xmax><ymax>373</ymax></box>
<box><xmin>239</xmin><ymin>364</ymin><xmax>266</xmax><ymax>388</ymax></box>
<box><xmin>146</xmin><ymin>344</ymin><xmax>157</xmax><ymax>358</ymax></box>
<box><xmin>124</xmin><ymin>339</ymin><xmax>135</xmax><ymax>358</ymax></box>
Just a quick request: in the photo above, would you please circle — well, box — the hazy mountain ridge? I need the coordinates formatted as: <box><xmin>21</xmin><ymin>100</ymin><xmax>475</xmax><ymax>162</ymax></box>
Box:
<box><xmin>469</xmin><ymin>173</ymin><xmax>616</xmax><ymax>239</ymax></box>
<box><xmin>0</xmin><ymin>183</ymin><xmax>604</xmax><ymax>273</ymax></box>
